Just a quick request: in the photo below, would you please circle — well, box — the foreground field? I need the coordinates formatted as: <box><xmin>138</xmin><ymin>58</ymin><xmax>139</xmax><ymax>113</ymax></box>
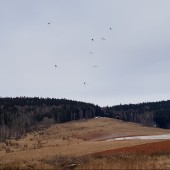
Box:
<box><xmin>76</xmin><ymin>152</ymin><xmax>170</xmax><ymax>169</ymax></box>
<box><xmin>0</xmin><ymin>117</ymin><xmax>170</xmax><ymax>169</ymax></box>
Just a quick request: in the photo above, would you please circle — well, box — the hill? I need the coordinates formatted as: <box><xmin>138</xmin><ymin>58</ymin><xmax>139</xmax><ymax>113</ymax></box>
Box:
<box><xmin>0</xmin><ymin>117</ymin><xmax>170</xmax><ymax>169</ymax></box>
<box><xmin>0</xmin><ymin>97</ymin><xmax>170</xmax><ymax>141</ymax></box>
<box><xmin>0</xmin><ymin>97</ymin><xmax>102</xmax><ymax>141</ymax></box>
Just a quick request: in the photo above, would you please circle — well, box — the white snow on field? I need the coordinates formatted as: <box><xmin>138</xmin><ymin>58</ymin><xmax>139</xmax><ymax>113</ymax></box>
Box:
<box><xmin>107</xmin><ymin>134</ymin><xmax>170</xmax><ymax>141</ymax></box>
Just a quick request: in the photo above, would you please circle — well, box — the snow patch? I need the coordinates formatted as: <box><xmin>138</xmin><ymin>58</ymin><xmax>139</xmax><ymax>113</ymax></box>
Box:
<box><xmin>106</xmin><ymin>134</ymin><xmax>170</xmax><ymax>141</ymax></box>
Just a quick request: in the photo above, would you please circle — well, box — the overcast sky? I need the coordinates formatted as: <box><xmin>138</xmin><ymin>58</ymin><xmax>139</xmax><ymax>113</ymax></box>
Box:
<box><xmin>0</xmin><ymin>0</ymin><xmax>170</xmax><ymax>106</ymax></box>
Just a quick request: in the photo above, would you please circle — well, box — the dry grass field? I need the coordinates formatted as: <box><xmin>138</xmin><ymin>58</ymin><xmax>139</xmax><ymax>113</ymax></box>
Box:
<box><xmin>0</xmin><ymin>117</ymin><xmax>170</xmax><ymax>169</ymax></box>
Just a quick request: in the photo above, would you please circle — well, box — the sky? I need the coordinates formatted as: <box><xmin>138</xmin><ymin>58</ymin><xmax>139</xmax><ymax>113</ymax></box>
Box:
<box><xmin>0</xmin><ymin>0</ymin><xmax>170</xmax><ymax>107</ymax></box>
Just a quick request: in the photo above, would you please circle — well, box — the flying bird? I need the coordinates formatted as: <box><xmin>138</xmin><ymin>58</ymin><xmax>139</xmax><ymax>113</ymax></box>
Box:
<box><xmin>84</xmin><ymin>82</ymin><xmax>86</xmax><ymax>85</ymax></box>
<box><xmin>55</xmin><ymin>65</ymin><xmax>57</xmax><ymax>68</ymax></box>
<box><xmin>91</xmin><ymin>39</ymin><xmax>94</xmax><ymax>42</ymax></box>
<box><xmin>92</xmin><ymin>65</ymin><xmax>98</xmax><ymax>68</ymax></box>
<box><xmin>101</xmin><ymin>38</ymin><xmax>106</xmax><ymax>40</ymax></box>
<box><xmin>109</xmin><ymin>27</ymin><xmax>112</xmax><ymax>30</ymax></box>
<box><xmin>48</xmin><ymin>22</ymin><xmax>51</xmax><ymax>25</ymax></box>
<box><xmin>89</xmin><ymin>52</ymin><xmax>94</xmax><ymax>54</ymax></box>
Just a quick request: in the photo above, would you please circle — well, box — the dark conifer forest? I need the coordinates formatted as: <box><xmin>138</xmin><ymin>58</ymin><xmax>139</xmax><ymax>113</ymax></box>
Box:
<box><xmin>0</xmin><ymin>97</ymin><xmax>170</xmax><ymax>141</ymax></box>
<box><xmin>103</xmin><ymin>101</ymin><xmax>170</xmax><ymax>129</ymax></box>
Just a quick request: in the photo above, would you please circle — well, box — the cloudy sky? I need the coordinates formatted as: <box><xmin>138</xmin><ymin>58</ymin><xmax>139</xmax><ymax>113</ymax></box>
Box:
<box><xmin>0</xmin><ymin>0</ymin><xmax>170</xmax><ymax>106</ymax></box>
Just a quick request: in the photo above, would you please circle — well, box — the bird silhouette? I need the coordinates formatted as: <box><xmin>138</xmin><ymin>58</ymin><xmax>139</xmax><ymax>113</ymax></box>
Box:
<box><xmin>101</xmin><ymin>38</ymin><xmax>106</xmax><ymax>40</ymax></box>
<box><xmin>89</xmin><ymin>52</ymin><xmax>94</xmax><ymax>54</ymax></box>
<box><xmin>48</xmin><ymin>22</ymin><xmax>51</xmax><ymax>25</ymax></box>
<box><xmin>109</xmin><ymin>27</ymin><xmax>112</xmax><ymax>30</ymax></box>
<box><xmin>55</xmin><ymin>65</ymin><xmax>57</xmax><ymax>68</ymax></box>
<box><xmin>91</xmin><ymin>39</ymin><xmax>94</xmax><ymax>42</ymax></box>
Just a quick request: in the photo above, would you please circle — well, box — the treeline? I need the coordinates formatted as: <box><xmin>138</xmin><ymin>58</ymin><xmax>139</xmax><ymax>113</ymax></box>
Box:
<box><xmin>0</xmin><ymin>97</ymin><xmax>170</xmax><ymax>141</ymax></box>
<box><xmin>103</xmin><ymin>100</ymin><xmax>170</xmax><ymax>129</ymax></box>
<box><xmin>0</xmin><ymin>97</ymin><xmax>103</xmax><ymax>141</ymax></box>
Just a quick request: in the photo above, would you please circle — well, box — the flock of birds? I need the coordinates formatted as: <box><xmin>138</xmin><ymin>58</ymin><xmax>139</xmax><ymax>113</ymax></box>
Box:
<box><xmin>49</xmin><ymin>21</ymin><xmax>112</xmax><ymax>87</ymax></box>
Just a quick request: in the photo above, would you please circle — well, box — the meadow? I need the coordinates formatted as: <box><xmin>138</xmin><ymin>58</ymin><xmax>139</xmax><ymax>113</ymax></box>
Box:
<box><xmin>0</xmin><ymin>117</ymin><xmax>170</xmax><ymax>169</ymax></box>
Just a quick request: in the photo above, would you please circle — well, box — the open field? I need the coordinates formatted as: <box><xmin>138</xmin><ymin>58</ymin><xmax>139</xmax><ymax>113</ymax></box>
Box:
<box><xmin>0</xmin><ymin>117</ymin><xmax>170</xmax><ymax>169</ymax></box>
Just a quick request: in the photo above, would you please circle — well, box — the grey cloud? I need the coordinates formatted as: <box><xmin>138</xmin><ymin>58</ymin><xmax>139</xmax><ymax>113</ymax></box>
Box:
<box><xmin>0</xmin><ymin>0</ymin><xmax>170</xmax><ymax>106</ymax></box>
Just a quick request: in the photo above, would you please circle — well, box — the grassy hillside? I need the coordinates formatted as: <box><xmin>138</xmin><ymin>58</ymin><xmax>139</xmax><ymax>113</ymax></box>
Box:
<box><xmin>0</xmin><ymin>97</ymin><xmax>102</xmax><ymax>141</ymax></box>
<box><xmin>1</xmin><ymin>97</ymin><xmax>170</xmax><ymax>141</ymax></box>
<box><xmin>0</xmin><ymin>117</ymin><xmax>170</xmax><ymax>169</ymax></box>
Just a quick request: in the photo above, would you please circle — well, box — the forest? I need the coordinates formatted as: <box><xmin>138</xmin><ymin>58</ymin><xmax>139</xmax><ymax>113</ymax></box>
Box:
<box><xmin>103</xmin><ymin>100</ymin><xmax>170</xmax><ymax>129</ymax></box>
<box><xmin>0</xmin><ymin>97</ymin><xmax>170</xmax><ymax>141</ymax></box>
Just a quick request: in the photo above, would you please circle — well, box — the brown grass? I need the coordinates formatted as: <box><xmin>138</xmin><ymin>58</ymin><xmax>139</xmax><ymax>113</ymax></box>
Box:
<box><xmin>0</xmin><ymin>159</ymin><xmax>55</xmax><ymax>170</ymax></box>
<box><xmin>0</xmin><ymin>117</ymin><xmax>170</xmax><ymax>169</ymax></box>
<box><xmin>75</xmin><ymin>153</ymin><xmax>170</xmax><ymax>169</ymax></box>
<box><xmin>2</xmin><ymin>153</ymin><xmax>170</xmax><ymax>170</ymax></box>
